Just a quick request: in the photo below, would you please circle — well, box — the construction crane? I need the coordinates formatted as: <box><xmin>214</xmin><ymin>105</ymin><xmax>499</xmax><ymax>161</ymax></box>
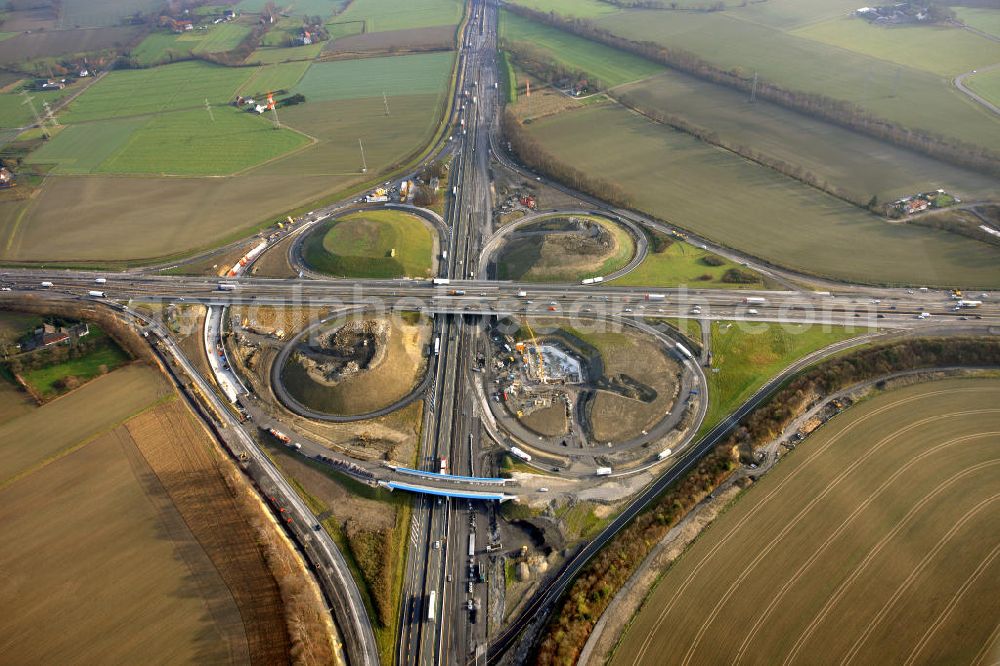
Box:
<box><xmin>521</xmin><ymin>321</ymin><xmax>547</xmax><ymax>384</ymax></box>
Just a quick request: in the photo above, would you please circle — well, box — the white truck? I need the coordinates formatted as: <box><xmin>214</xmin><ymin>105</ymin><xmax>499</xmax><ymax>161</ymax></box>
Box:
<box><xmin>88</xmin><ymin>290</ymin><xmax>106</xmax><ymax>298</ymax></box>
<box><xmin>40</xmin><ymin>281</ymin><xmax>53</xmax><ymax>288</ymax></box>
<box><xmin>743</xmin><ymin>296</ymin><xmax>767</xmax><ymax>305</ymax></box>
<box><xmin>432</xmin><ymin>278</ymin><xmax>450</xmax><ymax>285</ymax></box>
<box><xmin>595</xmin><ymin>467</ymin><xmax>613</xmax><ymax>476</ymax></box>
<box><xmin>675</xmin><ymin>343</ymin><xmax>694</xmax><ymax>359</ymax></box>
<box><xmin>218</xmin><ymin>282</ymin><xmax>238</xmax><ymax>291</ymax></box>
<box><xmin>517</xmin><ymin>290</ymin><xmax>528</xmax><ymax>298</ymax></box>
<box><xmin>94</xmin><ymin>277</ymin><xmax>107</xmax><ymax>284</ymax></box>
<box><xmin>657</xmin><ymin>449</ymin><xmax>673</xmax><ymax>460</ymax></box>
<box><xmin>646</xmin><ymin>293</ymin><xmax>666</xmax><ymax>301</ymax></box>
<box><xmin>510</xmin><ymin>446</ymin><xmax>532</xmax><ymax>462</ymax></box>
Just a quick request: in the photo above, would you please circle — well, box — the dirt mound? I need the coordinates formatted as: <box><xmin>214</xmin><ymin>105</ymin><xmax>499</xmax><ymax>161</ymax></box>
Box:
<box><xmin>296</xmin><ymin>319</ymin><xmax>390</xmax><ymax>385</ymax></box>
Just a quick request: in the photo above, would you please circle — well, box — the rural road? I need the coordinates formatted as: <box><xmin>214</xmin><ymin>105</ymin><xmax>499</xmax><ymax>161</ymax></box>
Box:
<box><xmin>954</xmin><ymin>63</ymin><xmax>1000</xmax><ymax>117</ymax></box>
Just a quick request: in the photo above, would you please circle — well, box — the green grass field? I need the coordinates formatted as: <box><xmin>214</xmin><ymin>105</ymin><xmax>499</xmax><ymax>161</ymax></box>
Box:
<box><xmin>303</xmin><ymin>209</ymin><xmax>434</xmax><ymax>278</ymax></box>
<box><xmin>507</xmin><ymin>0</ymin><xmax>617</xmax><ymax>18</ymax></box>
<box><xmin>294</xmin><ymin>51</ymin><xmax>454</xmax><ymax>101</ymax></box>
<box><xmin>28</xmin><ymin>107</ymin><xmax>309</xmax><ymax>176</ymax></box>
<box><xmin>967</xmin><ymin>68</ymin><xmax>1000</xmax><ymax>108</ymax></box>
<box><xmin>955</xmin><ymin>7</ymin><xmax>1000</xmax><ymax>39</ymax></box>
<box><xmin>26</xmin><ymin>118</ymin><xmax>149</xmax><ymax>174</ymax></box>
<box><xmin>792</xmin><ymin>17</ymin><xmax>1000</xmax><ymax>77</ymax></box>
<box><xmin>326</xmin><ymin>20</ymin><xmax>366</xmax><ymax>42</ymax></box>
<box><xmin>192</xmin><ymin>23</ymin><xmax>253</xmax><ymax>53</ymax></box>
<box><xmin>19</xmin><ymin>328</ymin><xmax>130</xmax><ymax>398</ymax></box>
<box><xmin>616</xmin><ymin>240</ymin><xmax>764</xmax><ymax>289</ymax></box>
<box><xmin>0</xmin><ymin>87</ymin><xmax>71</xmax><ymax>129</ymax></box>
<box><xmin>701</xmin><ymin>320</ymin><xmax>863</xmax><ymax>433</ymax></box>
<box><xmin>130</xmin><ymin>32</ymin><xmax>200</xmax><ymax>66</ymax></box>
<box><xmin>60</xmin><ymin>61</ymin><xmax>254</xmax><ymax>123</ymax></box>
<box><xmin>617</xmin><ymin>71</ymin><xmax>1000</xmax><ymax>202</ymax></box>
<box><xmin>500</xmin><ymin>10</ymin><xmax>662</xmax><ymax>88</ymax></box>
<box><xmin>335</xmin><ymin>0</ymin><xmax>463</xmax><ymax>32</ymax></box>
<box><xmin>238</xmin><ymin>61</ymin><xmax>313</xmax><ymax>96</ymax></box>
<box><xmin>614</xmin><ymin>379</ymin><xmax>1000</xmax><ymax>666</ymax></box>
<box><xmin>584</xmin><ymin>8</ymin><xmax>1000</xmax><ymax>153</ymax></box>
<box><xmin>527</xmin><ymin>103</ymin><xmax>1000</xmax><ymax>287</ymax></box>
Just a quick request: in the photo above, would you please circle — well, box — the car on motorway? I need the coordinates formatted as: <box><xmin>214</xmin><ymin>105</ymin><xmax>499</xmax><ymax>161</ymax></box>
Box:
<box><xmin>433</xmin><ymin>540</ymin><xmax>441</xmax><ymax>549</ymax></box>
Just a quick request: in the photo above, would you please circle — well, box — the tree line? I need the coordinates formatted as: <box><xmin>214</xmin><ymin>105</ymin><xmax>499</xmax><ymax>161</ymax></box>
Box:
<box><xmin>501</xmin><ymin>40</ymin><xmax>601</xmax><ymax>92</ymax></box>
<box><xmin>532</xmin><ymin>336</ymin><xmax>1000</xmax><ymax>666</ymax></box>
<box><xmin>502</xmin><ymin>108</ymin><xmax>631</xmax><ymax>208</ymax></box>
<box><xmin>613</xmin><ymin>90</ymin><xmax>879</xmax><ymax>210</ymax></box>
<box><xmin>504</xmin><ymin>4</ymin><xmax>1000</xmax><ymax>178</ymax></box>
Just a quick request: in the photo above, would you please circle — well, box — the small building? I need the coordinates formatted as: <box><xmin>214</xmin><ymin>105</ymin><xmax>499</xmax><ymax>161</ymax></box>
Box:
<box><xmin>0</xmin><ymin>167</ymin><xmax>13</xmax><ymax>188</ymax></box>
<box><xmin>25</xmin><ymin>322</ymin><xmax>89</xmax><ymax>351</ymax></box>
<box><xmin>300</xmin><ymin>30</ymin><xmax>313</xmax><ymax>45</ymax></box>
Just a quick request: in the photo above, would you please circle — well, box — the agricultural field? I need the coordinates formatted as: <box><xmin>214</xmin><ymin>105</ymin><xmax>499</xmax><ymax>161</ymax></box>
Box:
<box><xmin>580</xmin><ymin>8</ymin><xmax>1000</xmax><ymax>152</ymax></box>
<box><xmin>525</xmin><ymin>103</ymin><xmax>1000</xmax><ymax>287</ymax></box>
<box><xmin>293</xmin><ymin>51</ymin><xmax>454</xmax><ymax>101</ymax></box>
<box><xmin>0</xmin><ymin>171</ymin><xmax>348</xmax><ymax>263</ymax></box>
<box><xmin>616</xmin><ymin>70</ymin><xmax>1000</xmax><ymax>203</ymax></box>
<box><xmin>506</xmin><ymin>0</ymin><xmax>617</xmax><ymax>19</ymax></box>
<box><xmin>248</xmin><ymin>42</ymin><xmax>325</xmax><ymax>64</ymax></box>
<box><xmin>702</xmin><ymin>320</ymin><xmax>863</xmax><ymax>433</ymax></box>
<box><xmin>955</xmin><ymin>7</ymin><xmax>1000</xmax><ymax>39</ymax></box>
<box><xmin>792</xmin><ymin>17</ymin><xmax>1000</xmax><ymax>77</ymax></box>
<box><xmin>494</xmin><ymin>215</ymin><xmax>635</xmax><ymax>282</ymax></box>
<box><xmin>238</xmin><ymin>61</ymin><xmax>313</xmax><ymax>96</ymax></box>
<box><xmin>501</xmin><ymin>10</ymin><xmax>663</xmax><ymax>88</ymax></box>
<box><xmin>613</xmin><ymin>379</ymin><xmax>1000</xmax><ymax>666</ymax></box>
<box><xmin>325</xmin><ymin>24</ymin><xmax>456</xmax><ymax>55</ymax></box>
<box><xmin>281</xmin><ymin>316</ymin><xmax>431</xmax><ymax>415</ymax></box>
<box><xmin>57</xmin><ymin>0</ymin><xmax>162</xmax><ymax>28</ymax></box>
<box><xmin>615</xmin><ymin>240</ymin><xmax>764</xmax><ymax>290</ymax></box>
<box><xmin>237</xmin><ymin>0</ymin><xmax>348</xmax><ymax>16</ymax></box>
<box><xmin>267</xmin><ymin>445</ymin><xmax>411</xmax><ymax>664</ymax></box>
<box><xmin>968</xmin><ymin>67</ymin><xmax>1000</xmax><ymax>108</ymax></box>
<box><xmin>335</xmin><ymin>0</ymin><xmax>463</xmax><ymax>33</ymax></box>
<box><xmin>59</xmin><ymin>61</ymin><xmax>254</xmax><ymax>123</ymax></box>
<box><xmin>27</xmin><ymin>107</ymin><xmax>310</xmax><ymax>176</ymax></box>
<box><xmin>303</xmin><ymin>209</ymin><xmax>435</xmax><ymax>278</ymax></box>
<box><xmin>0</xmin><ymin>86</ymin><xmax>73</xmax><ymax>129</ymax></box>
<box><xmin>0</xmin><ymin>25</ymin><xmax>144</xmax><ymax>66</ymax></box>
<box><xmin>0</xmin><ymin>364</ymin><xmax>169</xmax><ymax>489</ymax></box>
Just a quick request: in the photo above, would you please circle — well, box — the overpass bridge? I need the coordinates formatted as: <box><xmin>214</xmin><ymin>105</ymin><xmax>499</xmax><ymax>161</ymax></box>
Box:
<box><xmin>379</xmin><ymin>480</ymin><xmax>516</xmax><ymax>502</ymax></box>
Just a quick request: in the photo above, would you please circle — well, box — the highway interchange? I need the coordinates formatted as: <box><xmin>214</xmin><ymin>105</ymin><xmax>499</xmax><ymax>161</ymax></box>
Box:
<box><xmin>1</xmin><ymin>0</ymin><xmax>999</xmax><ymax>664</ymax></box>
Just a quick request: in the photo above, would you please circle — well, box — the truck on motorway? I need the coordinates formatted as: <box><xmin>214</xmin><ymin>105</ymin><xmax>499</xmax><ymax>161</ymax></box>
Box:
<box><xmin>675</xmin><ymin>343</ymin><xmax>694</xmax><ymax>359</ymax></box>
<box><xmin>581</xmin><ymin>276</ymin><xmax>604</xmax><ymax>285</ymax></box>
<box><xmin>88</xmin><ymin>290</ymin><xmax>106</xmax><ymax>298</ymax></box>
<box><xmin>94</xmin><ymin>277</ymin><xmax>107</xmax><ymax>284</ymax></box>
<box><xmin>956</xmin><ymin>300</ymin><xmax>983</xmax><ymax>308</ymax></box>
<box><xmin>747</xmin><ymin>309</ymin><xmax>759</xmax><ymax>315</ymax></box>
<box><xmin>657</xmin><ymin>448</ymin><xmax>673</xmax><ymax>460</ymax></box>
<box><xmin>427</xmin><ymin>591</ymin><xmax>437</xmax><ymax>622</ymax></box>
<box><xmin>268</xmin><ymin>428</ymin><xmax>291</xmax><ymax>444</ymax></box>
<box><xmin>469</xmin><ymin>534</ymin><xmax>476</xmax><ymax>557</ymax></box>
<box><xmin>743</xmin><ymin>296</ymin><xmax>767</xmax><ymax>305</ymax></box>
<box><xmin>442</xmin><ymin>250</ymin><xmax>448</xmax><ymax>260</ymax></box>
<box><xmin>433</xmin><ymin>336</ymin><xmax>441</xmax><ymax>355</ymax></box>
<box><xmin>646</xmin><ymin>294</ymin><xmax>666</xmax><ymax>301</ymax></box>
<box><xmin>439</xmin><ymin>457</ymin><xmax>448</xmax><ymax>474</ymax></box>
<box><xmin>218</xmin><ymin>282</ymin><xmax>238</xmax><ymax>291</ymax></box>
<box><xmin>510</xmin><ymin>446</ymin><xmax>532</xmax><ymax>462</ymax></box>
<box><xmin>517</xmin><ymin>290</ymin><xmax>528</xmax><ymax>298</ymax></box>
<box><xmin>432</xmin><ymin>278</ymin><xmax>450</xmax><ymax>285</ymax></box>
<box><xmin>452</xmin><ymin>186</ymin><xmax>458</xmax><ymax>196</ymax></box>
<box><xmin>40</xmin><ymin>281</ymin><xmax>53</xmax><ymax>288</ymax></box>
<box><xmin>449</xmin><ymin>289</ymin><xmax>467</xmax><ymax>296</ymax></box>
<box><xmin>595</xmin><ymin>467</ymin><xmax>613</xmax><ymax>476</ymax></box>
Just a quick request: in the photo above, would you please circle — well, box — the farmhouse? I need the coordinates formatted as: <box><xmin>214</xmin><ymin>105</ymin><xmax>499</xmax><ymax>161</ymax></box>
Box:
<box><xmin>0</xmin><ymin>167</ymin><xmax>13</xmax><ymax>188</ymax></box>
<box><xmin>24</xmin><ymin>323</ymin><xmax>90</xmax><ymax>351</ymax></box>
